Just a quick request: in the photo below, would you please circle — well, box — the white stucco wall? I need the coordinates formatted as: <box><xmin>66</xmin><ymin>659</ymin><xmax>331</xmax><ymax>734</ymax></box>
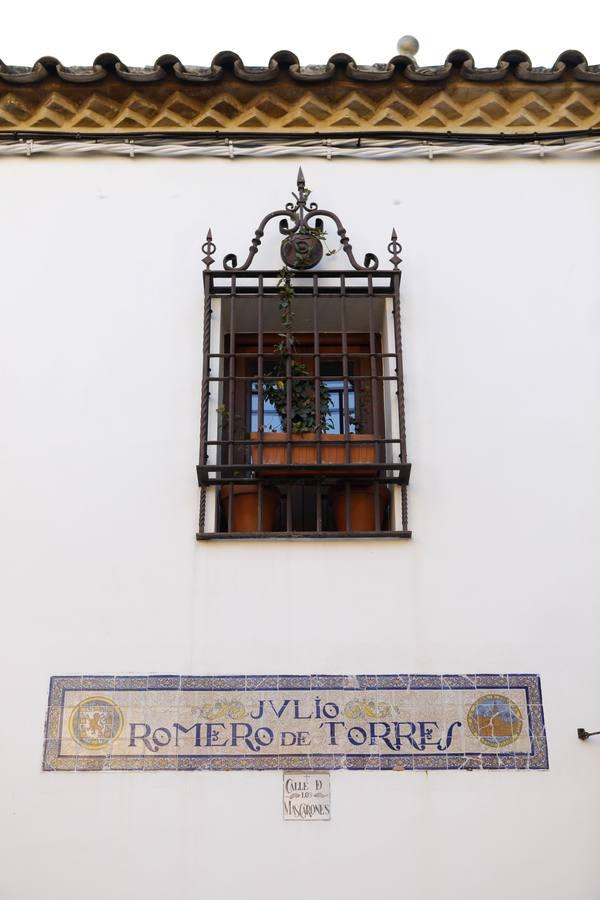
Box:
<box><xmin>1</xmin><ymin>155</ymin><xmax>599</xmax><ymax>899</ymax></box>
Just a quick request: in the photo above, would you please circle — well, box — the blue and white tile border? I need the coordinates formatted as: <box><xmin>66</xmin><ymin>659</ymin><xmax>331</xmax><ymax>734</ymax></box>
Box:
<box><xmin>43</xmin><ymin>673</ymin><xmax>548</xmax><ymax>772</ymax></box>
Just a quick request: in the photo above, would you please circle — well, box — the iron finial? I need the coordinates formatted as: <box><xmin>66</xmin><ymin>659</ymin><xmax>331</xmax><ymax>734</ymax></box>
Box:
<box><xmin>388</xmin><ymin>227</ymin><xmax>402</xmax><ymax>269</ymax></box>
<box><xmin>202</xmin><ymin>227</ymin><xmax>216</xmax><ymax>270</ymax></box>
<box><xmin>297</xmin><ymin>166</ymin><xmax>305</xmax><ymax>190</ymax></box>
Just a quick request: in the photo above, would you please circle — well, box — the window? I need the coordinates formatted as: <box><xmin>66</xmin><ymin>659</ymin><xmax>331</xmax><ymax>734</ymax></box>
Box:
<box><xmin>197</xmin><ymin>171</ymin><xmax>410</xmax><ymax>538</ymax></box>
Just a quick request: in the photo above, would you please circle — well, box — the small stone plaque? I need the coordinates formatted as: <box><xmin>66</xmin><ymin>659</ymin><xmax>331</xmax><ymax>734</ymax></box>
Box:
<box><xmin>283</xmin><ymin>772</ymin><xmax>331</xmax><ymax>821</ymax></box>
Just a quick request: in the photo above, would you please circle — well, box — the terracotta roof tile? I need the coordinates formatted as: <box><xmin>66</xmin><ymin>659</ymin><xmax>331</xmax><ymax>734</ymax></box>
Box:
<box><xmin>1</xmin><ymin>49</ymin><xmax>599</xmax><ymax>85</ymax></box>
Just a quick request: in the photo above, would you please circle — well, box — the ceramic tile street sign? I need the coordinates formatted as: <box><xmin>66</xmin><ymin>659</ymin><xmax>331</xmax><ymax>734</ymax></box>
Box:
<box><xmin>283</xmin><ymin>773</ymin><xmax>331</xmax><ymax>820</ymax></box>
<box><xmin>43</xmin><ymin>674</ymin><xmax>548</xmax><ymax>772</ymax></box>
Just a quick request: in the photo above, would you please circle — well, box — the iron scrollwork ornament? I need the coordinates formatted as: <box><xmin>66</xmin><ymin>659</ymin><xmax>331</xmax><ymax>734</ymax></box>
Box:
<box><xmin>216</xmin><ymin>167</ymin><xmax>385</xmax><ymax>273</ymax></box>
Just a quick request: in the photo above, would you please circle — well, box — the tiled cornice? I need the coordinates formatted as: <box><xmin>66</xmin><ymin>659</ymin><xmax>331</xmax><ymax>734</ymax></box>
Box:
<box><xmin>2</xmin><ymin>49</ymin><xmax>600</xmax><ymax>134</ymax></box>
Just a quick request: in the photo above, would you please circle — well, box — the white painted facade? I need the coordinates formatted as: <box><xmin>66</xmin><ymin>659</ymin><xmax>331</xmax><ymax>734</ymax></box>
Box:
<box><xmin>1</xmin><ymin>156</ymin><xmax>599</xmax><ymax>898</ymax></box>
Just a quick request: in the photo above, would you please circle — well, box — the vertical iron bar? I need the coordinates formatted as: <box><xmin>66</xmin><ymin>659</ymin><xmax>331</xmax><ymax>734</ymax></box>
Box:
<box><xmin>340</xmin><ymin>275</ymin><xmax>350</xmax><ymax>465</ymax></box>
<box><xmin>227</xmin><ymin>278</ymin><xmax>237</xmax><ymax>532</ymax></box>
<box><xmin>198</xmin><ymin>273</ymin><xmax>212</xmax><ymax>535</ymax></box>
<box><xmin>316</xmin><ymin>479</ymin><xmax>322</xmax><ymax>534</ymax></box>
<box><xmin>257</xmin><ymin>274</ymin><xmax>264</xmax><ymax>533</ymax></box>
<box><xmin>199</xmin><ymin>486</ymin><xmax>207</xmax><ymax>535</ymax></box>
<box><xmin>367</xmin><ymin>274</ymin><xmax>381</xmax><ymax>443</ymax></box>
<box><xmin>367</xmin><ymin>274</ymin><xmax>380</xmax><ymax>531</ymax></box>
<box><xmin>286</xmin><ymin>302</ymin><xmax>292</xmax><ymax>467</ymax></box>
<box><xmin>313</xmin><ymin>275</ymin><xmax>322</xmax><ymax>533</ymax></box>
<box><xmin>391</xmin><ymin>271</ymin><xmax>408</xmax><ymax>531</ymax></box>
<box><xmin>257</xmin><ymin>274</ymin><xmax>264</xmax><ymax>466</ymax></box>
<box><xmin>313</xmin><ymin>274</ymin><xmax>321</xmax><ymax>464</ymax></box>
<box><xmin>372</xmin><ymin>481</ymin><xmax>378</xmax><ymax>534</ymax></box>
<box><xmin>345</xmin><ymin>480</ymin><xmax>351</xmax><ymax>532</ymax></box>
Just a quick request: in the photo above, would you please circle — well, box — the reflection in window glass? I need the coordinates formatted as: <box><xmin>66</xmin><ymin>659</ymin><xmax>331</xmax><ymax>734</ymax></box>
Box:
<box><xmin>250</xmin><ymin>362</ymin><xmax>356</xmax><ymax>434</ymax></box>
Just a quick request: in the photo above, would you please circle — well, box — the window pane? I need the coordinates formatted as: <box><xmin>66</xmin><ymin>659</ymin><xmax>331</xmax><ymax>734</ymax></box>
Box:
<box><xmin>250</xmin><ymin>376</ymin><xmax>356</xmax><ymax>433</ymax></box>
<box><xmin>250</xmin><ymin>388</ymin><xmax>280</xmax><ymax>432</ymax></box>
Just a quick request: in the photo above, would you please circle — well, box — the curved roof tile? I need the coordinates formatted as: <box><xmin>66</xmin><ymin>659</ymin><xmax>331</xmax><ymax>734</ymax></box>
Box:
<box><xmin>1</xmin><ymin>49</ymin><xmax>600</xmax><ymax>85</ymax></box>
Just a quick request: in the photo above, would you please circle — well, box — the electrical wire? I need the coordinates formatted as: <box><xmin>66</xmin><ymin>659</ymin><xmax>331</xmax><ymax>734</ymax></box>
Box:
<box><xmin>1</xmin><ymin>135</ymin><xmax>600</xmax><ymax>159</ymax></box>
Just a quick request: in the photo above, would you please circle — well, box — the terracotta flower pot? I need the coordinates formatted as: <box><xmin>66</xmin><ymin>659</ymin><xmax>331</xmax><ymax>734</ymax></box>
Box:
<box><xmin>331</xmin><ymin>485</ymin><xmax>390</xmax><ymax>533</ymax></box>
<box><xmin>220</xmin><ymin>484</ymin><xmax>279</xmax><ymax>533</ymax></box>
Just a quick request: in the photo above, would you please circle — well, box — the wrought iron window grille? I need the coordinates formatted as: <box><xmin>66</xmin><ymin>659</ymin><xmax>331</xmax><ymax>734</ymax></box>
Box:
<box><xmin>197</xmin><ymin>168</ymin><xmax>411</xmax><ymax>539</ymax></box>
